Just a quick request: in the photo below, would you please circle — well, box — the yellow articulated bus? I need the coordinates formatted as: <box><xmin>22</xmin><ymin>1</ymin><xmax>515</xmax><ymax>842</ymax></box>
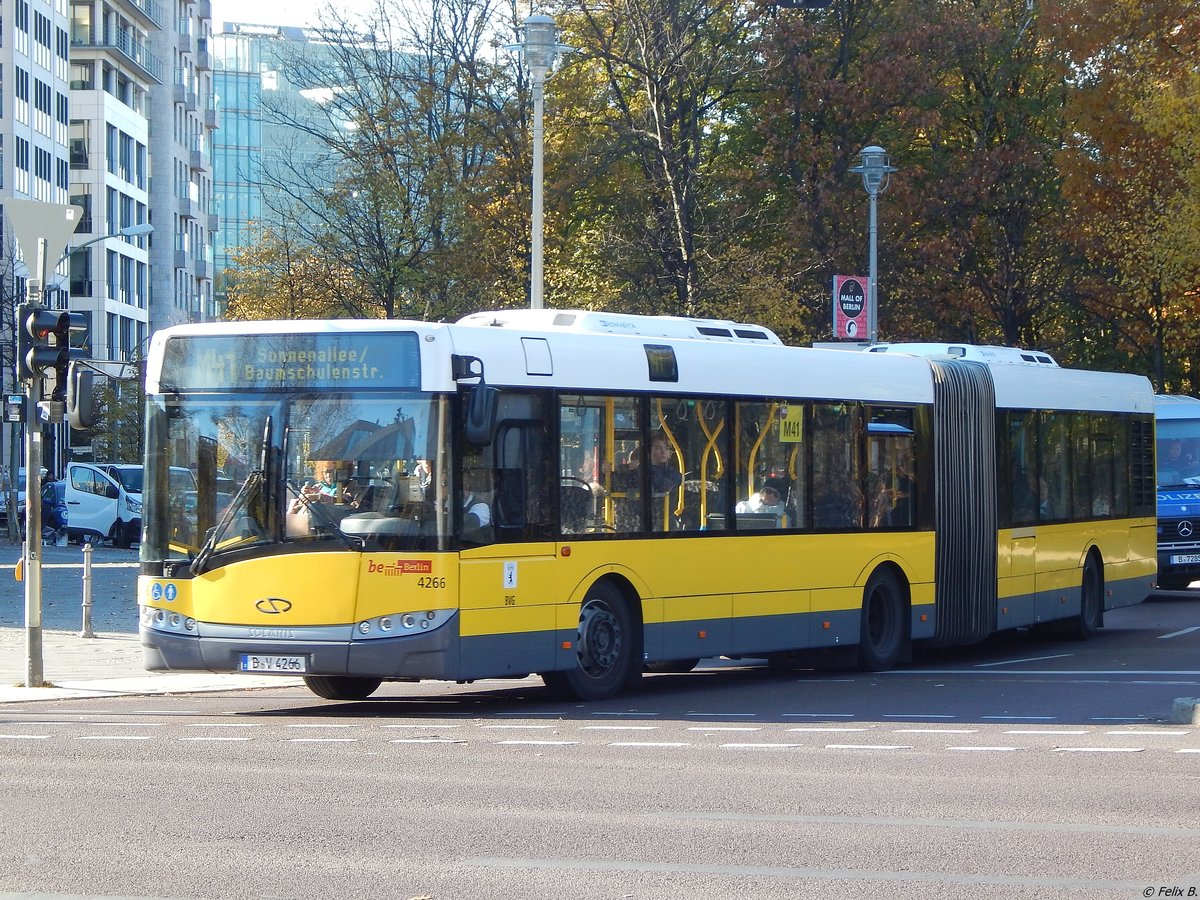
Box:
<box><xmin>138</xmin><ymin>312</ymin><xmax>1156</xmax><ymax>701</ymax></box>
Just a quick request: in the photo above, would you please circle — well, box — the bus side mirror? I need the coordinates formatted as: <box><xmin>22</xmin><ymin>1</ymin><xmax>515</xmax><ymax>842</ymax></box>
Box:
<box><xmin>66</xmin><ymin>362</ymin><xmax>96</xmax><ymax>430</ymax></box>
<box><xmin>464</xmin><ymin>384</ymin><xmax>498</xmax><ymax>446</ymax></box>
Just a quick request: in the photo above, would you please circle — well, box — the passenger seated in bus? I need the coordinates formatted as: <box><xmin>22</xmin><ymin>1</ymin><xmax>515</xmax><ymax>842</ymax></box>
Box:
<box><xmin>462</xmin><ymin>470</ymin><xmax>493</xmax><ymax>544</ymax></box>
<box><xmin>605</xmin><ymin>434</ymin><xmax>682</xmax><ymax>496</ymax></box>
<box><xmin>736</xmin><ymin>479</ymin><xmax>788</xmax><ymax>519</ymax></box>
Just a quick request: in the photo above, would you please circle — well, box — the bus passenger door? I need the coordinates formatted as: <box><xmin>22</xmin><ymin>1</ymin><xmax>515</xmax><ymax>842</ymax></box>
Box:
<box><xmin>457</xmin><ymin>396</ymin><xmax>560</xmax><ymax>679</ymax></box>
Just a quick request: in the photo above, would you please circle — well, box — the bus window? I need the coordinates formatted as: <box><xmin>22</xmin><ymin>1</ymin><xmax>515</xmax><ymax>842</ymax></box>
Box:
<box><xmin>867</xmin><ymin>408</ymin><xmax>915</xmax><ymax>528</ymax></box>
<box><xmin>734</xmin><ymin>400</ymin><xmax>797</xmax><ymax>530</ymax></box>
<box><xmin>812</xmin><ymin>403</ymin><xmax>863</xmax><ymax>529</ymax></box>
<box><xmin>560</xmin><ymin>395</ymin><xmax>641</xmax><ymax>534</ymax></box>
<box><xmin>1007</xmin><ymin>411</ymin><xmax>1038</xmax><ymax>525</ymax></box>
<box><xmin>652</xmin><ymin>397</ymin><xmax>725</xmax><ymax>532</ymax></box>
<box><xmin>1039</xmin><ymin>412</ymin><xmax>1071</xmax><ymax>521</ymax></box>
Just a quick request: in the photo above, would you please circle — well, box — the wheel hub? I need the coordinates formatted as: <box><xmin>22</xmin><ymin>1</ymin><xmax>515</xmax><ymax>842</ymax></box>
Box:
<box><xmin>577</xmin><ymin>601</ymin><xmax>621</xmax><ymax>677</ymax></box>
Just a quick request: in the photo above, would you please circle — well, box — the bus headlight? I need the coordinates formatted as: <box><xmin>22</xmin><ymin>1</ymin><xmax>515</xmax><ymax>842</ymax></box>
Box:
<box><xmin>352</xmin><ymin>609</ymin><xmax>455</xmax><ymax>640</ymax></box>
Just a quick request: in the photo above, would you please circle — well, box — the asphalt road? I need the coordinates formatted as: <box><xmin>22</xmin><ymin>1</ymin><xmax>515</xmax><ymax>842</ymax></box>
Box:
<box><xmin>1</xmin><ymin>586</ymin><xmax>1198</xmax><ymax>899</ymax></box>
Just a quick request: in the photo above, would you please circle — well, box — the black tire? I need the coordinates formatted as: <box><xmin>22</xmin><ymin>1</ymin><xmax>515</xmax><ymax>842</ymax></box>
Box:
<box><xmin>542</xmin><ymin>580</ymin><xmax>638</xmax><ymax>700</ymax></box>
<box><xmin>1066</xmin><ymin>553</ymin><xmax>1103</xmax><ymax>640</ymax></box>
<box><xmin>857</xmin><ymin>568</ymin><xmax>907</xmax><ymax>672</ymax></box>
<box><xmin>113</xmin><ymin>522</ymin><xmax>134</xmax><ymax>549</ymax></box>
<box><xmin>645</xmin><ymin>658</ymin><xmax>700</xmax><ymax>674</ymax></box>
<box><xmin>303</xmin><ymin>675</ymin><xmax>383</xmax><ymax>700</ymax></box>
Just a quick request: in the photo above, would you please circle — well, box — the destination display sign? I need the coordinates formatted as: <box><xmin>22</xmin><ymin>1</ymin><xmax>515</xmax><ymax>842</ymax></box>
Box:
<box><xmin>161</xmin><ymin>332</ymin><xmax>422</xmax><ymax>391</ymax></box>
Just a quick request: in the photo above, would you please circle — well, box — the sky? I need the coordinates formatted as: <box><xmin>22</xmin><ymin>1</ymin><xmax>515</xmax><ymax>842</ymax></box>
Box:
<box><xmin>209</xmin><ymin>0</ymin><xmax>371</xmax><ymax>30</ymax></box>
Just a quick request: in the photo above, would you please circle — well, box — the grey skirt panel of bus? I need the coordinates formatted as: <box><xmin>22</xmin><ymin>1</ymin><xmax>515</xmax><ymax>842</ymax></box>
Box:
<box><xmin>930</xmin><ymin>359</ymin><xmax>998</xmax><ymax>645</ymax></box>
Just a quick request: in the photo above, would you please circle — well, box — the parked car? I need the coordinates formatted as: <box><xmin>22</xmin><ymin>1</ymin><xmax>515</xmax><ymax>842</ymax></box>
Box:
<box><xmin>64</xmin><ymin>462</ymin><xmax>195</xmax><ymax>547</ymax></box>
<box><xmin>41</xmin><ymin>480</ymin><xmax>68</xmax><ymax>539</ymax></box>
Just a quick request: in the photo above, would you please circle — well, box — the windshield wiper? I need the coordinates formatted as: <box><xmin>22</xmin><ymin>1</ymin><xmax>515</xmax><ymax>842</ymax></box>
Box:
<box><xmin>190</xmin><ymin>467</ymin><xmax>264</xmax><ymax>575</ymax></box>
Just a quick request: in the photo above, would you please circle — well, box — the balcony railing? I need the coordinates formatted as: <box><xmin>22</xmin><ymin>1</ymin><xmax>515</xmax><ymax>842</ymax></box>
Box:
<box><xmin>112</xmin><ymin>0</ymin><xmax>164</xmax><ymax>28</ymax></box>
<box><xmin>71</xmin><ymin>29</ymin><xmax>164</xmax><ymax>84</ymax></box>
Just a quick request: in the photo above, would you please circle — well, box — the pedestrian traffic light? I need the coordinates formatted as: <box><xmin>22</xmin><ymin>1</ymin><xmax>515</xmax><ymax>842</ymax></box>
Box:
<box><xmin>16</xmin><ymin>303</ymin><xmax>88</xmax><ymax>394</ymax></box>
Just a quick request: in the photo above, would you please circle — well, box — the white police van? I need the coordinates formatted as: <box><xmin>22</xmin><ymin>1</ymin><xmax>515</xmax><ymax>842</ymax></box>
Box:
<box><xmin>65</xmin><ymin>463</ymin><xmax>195</xmax><ymax>547</ymax></box>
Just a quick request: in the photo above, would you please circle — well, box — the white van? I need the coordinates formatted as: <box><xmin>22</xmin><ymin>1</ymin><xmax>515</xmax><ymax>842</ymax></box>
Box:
<box><xmin>65</xmin><ymin>463</ymin><xmax>195</xmax><ymax>547</ymax></box>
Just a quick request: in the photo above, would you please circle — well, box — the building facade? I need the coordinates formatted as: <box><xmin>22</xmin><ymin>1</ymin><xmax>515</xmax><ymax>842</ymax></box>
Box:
<box><xmin>146</xmin><ymin>0</ymin><xmax>217</xmax><ymax>327</ymax></box>
<box><xmin>212</xmin><ymin>22</ymin><xmax>351</xmax><ymax>312</ymax></box>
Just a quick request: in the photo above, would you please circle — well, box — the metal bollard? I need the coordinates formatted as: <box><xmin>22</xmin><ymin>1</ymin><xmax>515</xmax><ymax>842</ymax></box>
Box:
<box><xmin>80</xmin><ymin>541</ymin><xmax>94</xmax><ymax>639</ymax></box>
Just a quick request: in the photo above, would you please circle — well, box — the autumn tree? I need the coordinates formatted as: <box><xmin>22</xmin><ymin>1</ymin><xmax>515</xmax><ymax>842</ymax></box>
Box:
<box><xmin>258</xmin><ymin>0</ymin><xmax>528</xmax><ymax>320</ymax></box>
<box><xmin>224</xmin><ymin>227</ymin><xmax>371</xmax><ymax>320</ymax></box>
<box><xmin>1052</xmin><ymin>0</ymin><xmax>1200</xmax><ymax>388</ymax></box>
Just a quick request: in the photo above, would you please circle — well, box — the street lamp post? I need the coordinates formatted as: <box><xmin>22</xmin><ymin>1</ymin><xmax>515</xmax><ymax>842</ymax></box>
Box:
<box><xmin>516</xmin><ymin>13</ymin><xmax>566</xmax><ymax>310</ymax></box>
<box><xmin>849</xmin><ymin>145</ymin><xmax>897</xmax><ymax>344</ymax></box>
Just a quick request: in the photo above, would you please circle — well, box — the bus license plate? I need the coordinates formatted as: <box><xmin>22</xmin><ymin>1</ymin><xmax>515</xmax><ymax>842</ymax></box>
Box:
<box><xmin>1169</xmin><ymin>554</ymin><xmax>1200</xmax><ymax>565</ymax></box>
<box><xmin>239</xmin><ymin>654</ymin><xmax>307</xmax><ymax>673</ymax></box>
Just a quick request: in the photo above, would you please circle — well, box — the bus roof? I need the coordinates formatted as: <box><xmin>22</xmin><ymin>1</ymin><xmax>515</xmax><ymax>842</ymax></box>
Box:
<box><xmin>145</xmin><ymin>315</ymin><xmax>1153</xmax><ymax>414</ymax></box>
<box><xmin>456</xmin><ymin>308</ymin><xmax>784</xmax><ymax>345</ymax></box>
<box><xmin>866</xmin><ymin>343</ymin><xmax>1058</xmax><ymax>367</ymax></box>
<box><xmin>1154</xmin><ymin>394</ymin><xmax>1200</xmax><ymax>420</ymax></box>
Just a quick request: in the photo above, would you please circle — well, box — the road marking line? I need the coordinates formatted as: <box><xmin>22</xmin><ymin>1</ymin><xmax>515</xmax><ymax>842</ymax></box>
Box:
<box><xmin>1051</xmin><ymin>747</ymin><xmax>1144</xmax><ymax>753</ymax></box>
<box><xmin>286</xmin><ymin>738</ymin><xmax>359</xmax><ymax>743</ymax></box>
<box><xmin>721</xmin><ymin>743</ymin><xmax>800</xmax><ymax>749</ymax></box>
<box><xmin>1176</xmin><ymin>748</ymin><xmax>1200</xmax><ymax>753</ymax></box>
<box><xmin>284</xmin><ymin>723</ymin><xmax>360</xmax><ymax>729</ymax></box>
<box><xmin>687</xmin><ymin>726</ymin><xmax>761</xmax><ymax>732</ymax></box>
<box><xmin>685</xmin><ymin>712</ymin><xmax>756</xmax><ymax>718</ymax></box>
<box><xmin>0</xmin><ymin>734</ymin><xmax>49</xmax><ymax>740</ymax></box>
<box><xmin>946</xmin><ymin>746</ymin><xmax>1022</xmax><ymax>752</ymax></box>
<box><xmin>1004</xmin><ymin>729</ymin><xmax>1088</xmax><ymax>735</ymax></box>
<box><xmin>481</xmin><ymin>723</ymin><xmax>556</xmax><ymax>729</ymax></box>
<box><xmin>1104</xmin><ymin>729</ymin><xmax>1190</xmax><ymax>736</ymax></box>
<box><xmin>390</xmin><ymin>738</ymin><xmax>467</xmax><ymax>744</ymax></box>
<box><xmin>180</xmin><ymin>736</ymin><xmax>251</xmax><ymax>742</ymax></box>
<box><xmin>825</xmin><ymin>744</ymin><xmax>912</xmax><ymax>751</ymax></box>
<box><xmin>786</xmin><ymin>727</ymin><xmax>869</xmax><ymax>733</ymax></box>
<box><xmin>975</xmin><ymin>653</ymin><xmax>1073</xmax><ymax>667</ymax></box>
<box><xmin>381</xmin><ymin>723</ymin><xmax>464</xmax><ymax>729</ymax></box>
<box><xmin>496</xmin><ymin>740</ymin><xmax>577</xmax><ymax>746</ymax></box>
<box><xmin>983</xmin><ymin>715</ymin><xmax>1056</xmax><ymax>721</ymax></box>
<box><xmin>893</xmin><ymin>728</ymin><xmax>978</xmax><ymax>734</ymax></box>
<box><xmin>609</xmin><ymin>742</ymin><xmax>690</xmax><ymax>748</ymax></box>
<box><xmin>582</xmin><ymin>725</ymin><xmax>658</xmax><ymax>731</ymax></box>
<box><xmin>185</xmin><ymin>722</ymin><xmax>260</xmax><ymax>728</ymax></box>
<box><xmin>1158</xmin><ymin>626</ymin><xmax>1200</xmax><ymax>640</ymax></box>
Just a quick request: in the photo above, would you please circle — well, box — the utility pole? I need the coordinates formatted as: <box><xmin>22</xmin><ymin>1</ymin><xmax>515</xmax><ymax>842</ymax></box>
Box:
<box><xmin>4</xmin><ymin>199</ymin><xmax>83</xmax><ymax>687</ymax></box>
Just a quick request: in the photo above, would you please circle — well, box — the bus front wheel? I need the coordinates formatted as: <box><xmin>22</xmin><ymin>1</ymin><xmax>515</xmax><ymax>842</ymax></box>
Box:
<box><xmin>857</xmin><ymin>568</ymin><xmax>907</xmax><ymax>672</ymax></box>
<box><xmin>303</xmin><ymin>675</ymin><xmax>382</xmax><ymax>701</ymax></box>
<box><xmin>543</xmin><ymin>581</ymin><xmax>637</xmax><ymax>701</ymax></box>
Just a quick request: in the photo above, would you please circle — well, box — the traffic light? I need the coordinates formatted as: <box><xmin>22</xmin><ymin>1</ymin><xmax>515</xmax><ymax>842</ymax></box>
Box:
<box><xmin>16</xmin><ymin>303</ymin><xmax>88</xmax><ymax>397</ymax></box>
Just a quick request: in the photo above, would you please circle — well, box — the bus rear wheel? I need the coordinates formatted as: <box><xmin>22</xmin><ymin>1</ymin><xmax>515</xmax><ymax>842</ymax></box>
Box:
<box><xmin>1066</xmin><ymin>553</ymin><xmax>1103</xmax><ymax>640</ymax></box>
<box><xmin>543</xmin><ymin>581</ymin><xmax>637</xmax><ymax>701</ymax></box>
<box><xmin>857</xmin><ymin>569</ymin><xmax>906</xmax><ymax>672</ymax></box>
<box><xmin>303</xmin><ymin>675</ymin><xmax>382</xmax><ymax>701</ymax></box>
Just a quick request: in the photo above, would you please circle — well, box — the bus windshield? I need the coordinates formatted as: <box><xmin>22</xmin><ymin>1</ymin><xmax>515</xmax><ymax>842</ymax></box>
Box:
<box><xmin>144</xmin><ymin>391</ymin><xmax>452</xmax><ymax>565</ymax></box>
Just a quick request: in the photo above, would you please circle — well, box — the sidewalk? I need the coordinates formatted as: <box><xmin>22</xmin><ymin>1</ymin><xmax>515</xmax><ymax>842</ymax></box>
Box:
<box><xmin>0</xmin><ymin>626</ymin><xmax>302</xmax><ymax>703</ymax></box>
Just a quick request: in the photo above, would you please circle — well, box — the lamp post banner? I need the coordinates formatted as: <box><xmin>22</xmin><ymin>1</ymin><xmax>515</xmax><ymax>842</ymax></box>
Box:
<box><xmin>832</xmin><ymin>274</ymin><xmax>869</xmax><ymax>340</ymax></box>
